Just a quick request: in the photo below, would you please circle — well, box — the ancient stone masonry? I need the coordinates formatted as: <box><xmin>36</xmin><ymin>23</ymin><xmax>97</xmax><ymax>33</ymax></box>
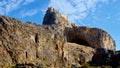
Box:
<box><xmin>0</xmin><ymin>7</ymin><xmax>117</xmax><ymax>68</ymax></box>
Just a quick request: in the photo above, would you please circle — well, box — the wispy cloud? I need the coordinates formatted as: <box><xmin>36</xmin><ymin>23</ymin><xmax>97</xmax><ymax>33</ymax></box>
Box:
<box><xmin>5</xmin><ymin>0</ymin><xmax>23</xmax><ymax>13</ymax></box>
<box><xmin>49</xmin><ymin>0</ymin><xmax>109</xmax><ymax>24</ymax></box>
<box><xmin>20</xmin><ymin>9</ymin><xmax>39</xmax><ymax>18</ymax></box>
<box><xmin>23</xmin><ymin>0</ymin><xmax>35</xmax><ymax>5</ymax></box>
<box><xmin>0</xmin><ymin>0</ymin><xmax>21</xmax><ymax>15</ymax></box>
<box><xmin>0</xmin><ymin>0</ymin><xmax>35</xmax><ymax>15</ymax></box>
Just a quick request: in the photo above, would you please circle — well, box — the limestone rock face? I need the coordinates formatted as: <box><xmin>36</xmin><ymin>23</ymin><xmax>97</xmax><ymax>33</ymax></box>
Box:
<box><xmin>0</xmin><ymin>46</ymin><xmax>12</xmax><ymax>66</ymax></box>
<box><xmin>0</xmin><ymin>7</ymin><xmax>116</xmax><ymax>68</ymax></box>
<box><xmin>65</xmin><ymin>26</ymin><xmax>115</xmax><ymax>51</ymax></box>
<box><xmin>63</xmin><ymin>42</ymin><xmax>95</xmax><ymax>67</ymax></box>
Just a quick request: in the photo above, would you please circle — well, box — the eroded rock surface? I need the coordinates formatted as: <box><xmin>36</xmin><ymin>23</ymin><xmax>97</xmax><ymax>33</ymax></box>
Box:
<box><xmin>0</xmin><ymin>7</ymin><xmax>116</xmax><ymax>68</ymax></box>
<box><xmin>65</xmin><ymin>26</ymin><xmax>115</xmax><ymax>51</ymax></box>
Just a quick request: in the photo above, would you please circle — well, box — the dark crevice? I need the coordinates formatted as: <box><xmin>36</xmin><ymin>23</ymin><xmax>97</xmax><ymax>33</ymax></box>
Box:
<box><xmin>55</xmin><ymin>44</ymin><xmax>58</xmax><ymax>50</ymax></box>
<box><xmin>16</xmin><ymin>63</ymin><xmax>35</xmax><ymax>68</ymax></box>
<box><xmin>69</xmin><ymin>38</ymin><xmax>90</xmax><ymax>46</ymax></box>
<box><xmin>0</xmin><ymin>29</ymin><xmax>2</xmax><ymax>35</ymax></box>
<box><xmin>35</xmin><ymin>33</ymin><xmax>39</xmax><ymax>43</ymax></box>
<box><xmin>26</xmin><ymin>52</ymin><xmax>28</xmax><ymax>59</ymax></box>
<box><xmin>35</xmin><ymin>33</ymin><xmax>39</xmax><ymax>58</ymax></box>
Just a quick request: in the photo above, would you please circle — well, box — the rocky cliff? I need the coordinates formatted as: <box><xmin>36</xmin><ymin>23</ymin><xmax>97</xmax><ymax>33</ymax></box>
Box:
<box><xmin>0</xmin><ymin>7</ymin><xmax>119</xmax><ymax>68</ymax></box>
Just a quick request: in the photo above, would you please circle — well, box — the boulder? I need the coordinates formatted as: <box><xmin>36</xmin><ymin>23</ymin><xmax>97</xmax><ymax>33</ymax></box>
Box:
<box><xmin>63</xmin><ymin>42</ymin><xmax>95</xmax><ymax>67</ymax></box>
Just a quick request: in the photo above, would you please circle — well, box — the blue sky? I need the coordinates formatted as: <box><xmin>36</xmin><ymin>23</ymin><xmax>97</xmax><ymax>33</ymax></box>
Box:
<box><xmin>0</xmin><ymin>0</ymin><xmax>120</xmax><ymax>50</ymax></box>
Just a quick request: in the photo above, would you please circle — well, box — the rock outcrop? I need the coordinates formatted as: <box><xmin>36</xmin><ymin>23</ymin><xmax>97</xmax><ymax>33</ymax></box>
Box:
<box><xmin>0</xmin><ymin>7</ymin><xmax>117</xmax><ymax>68</ymax></box>
<box><xmin>65</xmin><ymin>26</ymin><xmax>115</xmax><ymax>51</ymax></box>
<box><xmin>43</xmin><ymin>7</ymin><xmax>72</xmax><ymax>27</ymax></box>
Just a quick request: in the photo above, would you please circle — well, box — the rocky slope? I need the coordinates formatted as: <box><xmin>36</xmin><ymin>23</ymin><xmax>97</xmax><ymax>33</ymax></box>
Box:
<box><xmin>0</xmin><ymin>7</ymin><xmax>119</xmax><ymax>68</ymax></box>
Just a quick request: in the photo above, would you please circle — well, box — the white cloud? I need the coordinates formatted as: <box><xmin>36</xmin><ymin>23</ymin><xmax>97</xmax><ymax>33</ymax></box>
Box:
<box><xmin>49</xmin><ymin>0</ymin><xmax>109</xmax><ymax>24</ymax></box>
<box><xmin>0</xmin><ymin>0</ymin><xmax>35</xmax><ymax>15</ymax></box>
<box><xmin>5</xmin><ymin>0</ymin><xmax>23</xmax><ymax>13</ymax></box>
<box><xmin>20</xmin><ymin>9</ymin><xmax>39</xmax><ymax>18</ymax></box>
